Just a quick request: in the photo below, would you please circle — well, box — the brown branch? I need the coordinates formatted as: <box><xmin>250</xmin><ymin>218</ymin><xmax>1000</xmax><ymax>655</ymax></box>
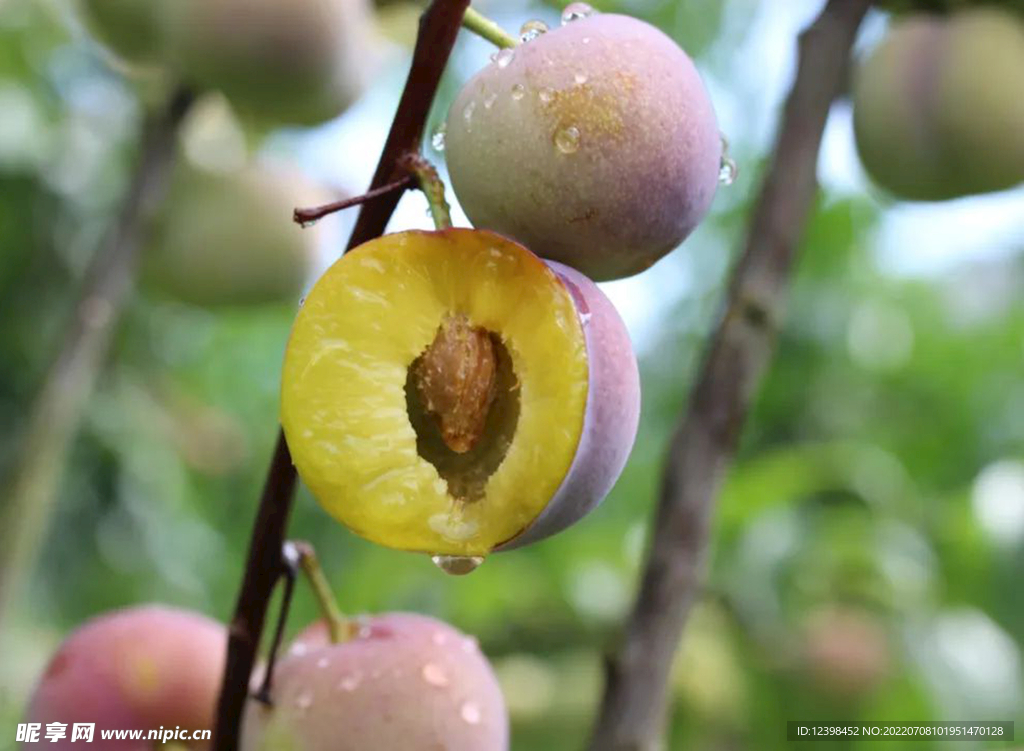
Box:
<box><xmin>212</xmin><ymin>1</ymin><xmax>471</xmax><ymax>748</ymax></box>
<box><xmin>292</xmin><ymin>175</ymin><xmax>415</xmax><ymax>226</ymax></box>
<box><xmin>0</xmin><ymin>87</ymin><xmax>194</xmax><ymax>627</ymax></box>
<box><xmin>587</xmin><ymin>2</ymin><xmax>871</xmax><ymax>749</ymax></box>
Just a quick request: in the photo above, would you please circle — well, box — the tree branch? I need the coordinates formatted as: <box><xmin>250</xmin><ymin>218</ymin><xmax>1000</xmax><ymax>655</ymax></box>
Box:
<box><xmin>212</xmin><ymin>1</ymin><xmax>471</xmax><ymax>748</ymax></box>
<box><xmin>0</xmin><ymin>87</ymin><xmax>194</xmax><ymax>627</ymax></box>
<box><xmin>587</xmin><ymin>2</ymin><xmax>871</xmax><ymax>749</ymax></box>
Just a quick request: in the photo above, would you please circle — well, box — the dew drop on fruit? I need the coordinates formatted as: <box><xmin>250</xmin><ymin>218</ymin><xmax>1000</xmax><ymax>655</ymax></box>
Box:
<box><xmin>295</xmin><ymin>690</ymin><xmax>314</xmax><ymax>711</ymax></box>
<box><xmin>538</xmin><ymin>88</ymin><xmax>555</xmax><ymax>103</ymax></box>
<box><xmin>460</xmin><ymin>701</ymin><xmax>482</xmax><ymax>725</ymax></box>
<box><xmin>462</xmin><ymin>101</ymin><xmax>476</xmax><ymax>130</ymax></box>
<box><xmin>554</xmin><ymin>126</ymin><xmax>581</xmax><ymax>154</ymax></box>
<box><xmin>483</xmin><ymin>91</ymin><xmax>498</xmax><ymax>109</ymax></box>
<box><xmin>431</xmin><ymin>124</ymin><xmax>446</xmax><ymax>152</ymax></box>
<box><xmin>579</xmin><ymin>311</ymin><xmax>592</xmax><ymax>327</ymax></box>
<box><xmin>561</xmin><ymin>2</ymin><xmax>595</xmax><ymax>24</ymax></box>
<box><xmin>519</xmin><ymin>19</ymin><xmax>549</xmax><ymax>43</ymax></box>
<box><xmin>336</xmin><ymin>672</ymin><xmax>362</xmax><ymax>693</ymax></box>
<box><xmin>431</xmin><ymin>554</ymin><xmax>485</xmax><ymax>575</ymax></box>
<box><xmin>421</xmin><ymin>662</ymin><xmax>450</xmax><ymax>687</ymax></box>
<box><xmin>574</xmin><ymin>72</ymin><xmax>588</xmax><ymax>85</ymax></box>
<box><xmin>511</xmin><ymin>84</ymin><xmax>525</xmax><ymax>101</ymax></box>
<box><xmin>492</xmin><ymin>48</ymin><xmax>515</xmax><ymax>68</ymax></box>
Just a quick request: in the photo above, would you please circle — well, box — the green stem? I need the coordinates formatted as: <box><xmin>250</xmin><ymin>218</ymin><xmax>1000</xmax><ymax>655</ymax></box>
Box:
<box><xmin>294</xmin><ymin>542</ymin><xmax>350</xmax><ymax>643</ymax></box>
<box><xmin>401</xmin><ymin>153</ymin><xmax>453</xmax><ymax>231</ymax></box>
<box><xmin>461</xmin><ymin>7</ymin><xmax>518</xmax><ymax>49</ymax></box>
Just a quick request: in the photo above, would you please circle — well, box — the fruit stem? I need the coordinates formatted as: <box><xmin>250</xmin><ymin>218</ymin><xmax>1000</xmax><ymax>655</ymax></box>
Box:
<box><xmin>293</xmin><ymin>541</ymin><xmax>351</xmax><ymax>643</ymax></box>
<box><xmin>461</xmin><ymin>7</ymin><xmax>518</xmax><ymax>49</ymax></box>
<box><xmin>400</xmin><ymin>152</ymin><xmax>453</xmax><ymax>231</ymax></box>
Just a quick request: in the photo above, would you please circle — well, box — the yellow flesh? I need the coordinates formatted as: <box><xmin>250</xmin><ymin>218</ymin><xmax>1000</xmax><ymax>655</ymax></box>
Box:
<box><xmin>281</xmin><ymin>230</ymin><xmax>588</xmax><ymax>555</ymax></box>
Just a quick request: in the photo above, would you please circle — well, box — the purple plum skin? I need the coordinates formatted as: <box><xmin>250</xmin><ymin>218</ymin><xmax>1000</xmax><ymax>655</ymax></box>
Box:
<box><xmin>241</xmin><ymin>613</ymin><xmax>509</xmax><ymax>751</ymax></box>
<box><xmin>24</xmin><ymin>605</ymin><xmax>227</xmax><ymax>750</ymax></box>
<box><xmin>501</xmin><ymin>260</ymin><xmax>641</xmax><ymax>549</ymax></box>
<box><xmin>445</xmin><ymin>14</ymin><xmax>721</xmax><ymax>281</ymax></box>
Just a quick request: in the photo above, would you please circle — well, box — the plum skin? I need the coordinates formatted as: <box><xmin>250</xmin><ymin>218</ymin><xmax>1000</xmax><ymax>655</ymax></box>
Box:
<box><xmin>242</xmin><ymin>613</ymin><xmax>509</xmax><ymax>751</ymax></box>
<box><xmin>445</xmin><ymin>14</ymin><xmax>721</xmax><ymax>281</ymax></box>
<box><xmin>501</xmin><ymin>259</ymin><xmax>640</xmax><ymax>549</ymax></box>
<box><xmin>24</xmin><ymin>605</ymin><xmax>226</xmax><ymax>750</ymax></box>
<box><xmin>853</xmin><ymin>7</ymin><xmax>1024</xmax><ymax>201</ymax></box>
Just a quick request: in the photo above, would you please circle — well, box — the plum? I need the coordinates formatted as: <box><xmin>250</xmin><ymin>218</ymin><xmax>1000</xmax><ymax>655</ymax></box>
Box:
<box><xmin>853</xmin><ymin>7</ymin><xmax>1024</xmax><ymax>200</ymax></box>
<box><xmin>242</xmin><ymin>613</ymin><xmax>508</xmax><ymax>751</ymax></box>
<box><xmin>280</xmin><ymin>229</ymin><xmax>639</xmax><ymax>556</ymax></box>
<box><xmin>142</xmin><ymin>161</ymin><xmax>319</xmax><ymax>308</ymax></box>
<box><xmin>166</xmin><ymin>0</ymin><xmax>379</xmax><ymax>126</ymax></box>
<box><xmin>77</xmin><ymin>0</ymin><xmax>170</xmax><ymax>66</ymax></box>
<box><xmin>24</xmin><ymin>605</ymin><xmax>226</xmax><ymax>749</ymax></box>
<box><xmin>444</xmin><ymin>13</ymin><xmax>721</xmax><ymax>281</ymax></box>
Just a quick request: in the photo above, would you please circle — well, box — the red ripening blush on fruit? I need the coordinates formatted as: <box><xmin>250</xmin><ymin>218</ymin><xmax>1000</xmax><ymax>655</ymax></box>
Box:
<box><xmin>280</xmin><ymin>229</ymin><xmax>640</xmax><ymax>557</ymax></box>
<box><xmin>241</xmin><ymin>613</ymin><xmax>509</xmax><ymax>751</ymax></box>
<box><xmin>445</xmin><ymin>12</ymin><xmax>722</xmax><ymax>281</ymax></box>
<box><xmin>24</xmin><ymin>605</ymin><xmax>226</xmax><ymax>750</ymax></box>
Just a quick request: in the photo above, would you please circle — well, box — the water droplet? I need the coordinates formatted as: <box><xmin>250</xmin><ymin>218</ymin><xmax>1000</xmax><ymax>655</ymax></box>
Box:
<box><xmin>538</xmin><ymin>88</ymin><xmax>555</xmax><ymax>103</ymax></box>
<box><xmin>492</xmin><ymin>48</ymin><xmax>515</xmax><ymax>68</ymax></box>
<box><xmin>298</xmin><ymin>296</ymin><xmax>306</xmax><ymax>307</ymax></box>
<box><xmin>295</xmin><ymin>690</ymin><xmax>313</xmax><ymax>710</ymax></box>
<box><xmin>718</xmin><ymin>156</ymin><xmax>738</xmax><ymax>186</ymax></box>
<box><xmin>579</xmin><ymin>311</ymin><xmax>593</xmax><ymax>327</ymax></box>
<box><xmin>422</xmin><ymin>663</ymin><xmax>449</xmax><ymax>687</ymax></box>
<box><xmin>561</xmin><ymin>2</ymin><xmax>595</xmax><ymax>24</ymax></box>
<box><xmin>554</xmin><ymin>125</ymin><xmax>581</xmax><ymax>154</ymax></box>
<box><xmin>574</xmin><ymin>72</ymin><xmax>588</xmax><ymax>85</ymax></box>
<box><xmin>483</xmin><ymin>91</ymin><xmax>498</xmax><ymax>109</ymax></box>
<box><xmin>336</xmin><ymin>672</ymin><xmax>362</xmax><ymax>692</ymax></box>
<box><xmin>460</xmin><ymin>701</ymin><xmax>482</xmax><ymax>725</ymax></box>
<box><xmin>431</xmin><ymin>555</ymin><xmax>485</xmax><ymax>575</ymax></box>
<box><xmin>462</xmin><ymin>101</ymin><xmax>476</xmax><ymax>125</ymax></box>
<box><xmin>298</xmin><ymin>218</ymin><xmax>319</xmax><ymax>229</ymax></box>
<box><xmin>519</xmin><ymin>19</ymin><xmax>549</xmax><ymax>43</ymax></box>
<box><xmin>510</xmin><ymin>84</ymin><xmax>525</xmax><ymax>101</ymax></box>
<box><xmin>317</xmin><ymin>657</ymin><xmax>330</xmax><ymax>669</ymax></box>
<box><xmin>431</xmin><ymin>124</ymin><xmax>446</xmax><ymax>152</ymax></box>
<box><xmin>289</xmin><ymin>643</ymin><xmax>308</xmax><ymax>657</ymax></box>
<box><xmin>718</xmin><ymin>133</ymin><xmax>737</xmax><ymax>186</ymax></box>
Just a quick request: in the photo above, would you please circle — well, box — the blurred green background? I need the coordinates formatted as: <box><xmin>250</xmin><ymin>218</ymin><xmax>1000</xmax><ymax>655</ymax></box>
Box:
<box><xmin>1</xmin><ymin>0</ymin><xmax>1023</xmax><ymax>749</ymax></box>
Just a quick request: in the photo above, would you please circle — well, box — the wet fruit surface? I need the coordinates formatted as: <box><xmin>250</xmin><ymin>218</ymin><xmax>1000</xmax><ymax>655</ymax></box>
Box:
<box><xmin>242</xmin><ymin>613</ymin><xmax>509</xmax><ymax>751</ymax></box>
<box><xmin>445</xmin><ymin>13</ymin><xmax>721</xmax><ymax>281</ymax></box>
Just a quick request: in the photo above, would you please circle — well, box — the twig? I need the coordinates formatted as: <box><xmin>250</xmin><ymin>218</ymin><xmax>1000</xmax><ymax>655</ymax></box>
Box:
<box><xmin>292</xmin><ymin>175</ymin><xmax>415</xmax><ymax>226</ymax></box>
<box><xmin>212</xmin><ymin>1</ymin><xmax>471</xmax><ymax>747</ymax></box>
<box><xmin>399</xmin><ymin>153</ymin><xmax>452</xmax><ymax>230</ymax></box>
<box><xmin>587</xmin><ymin>2</ymin><xmax>871</xmax><ymax>749</ymax></box>
<box><xmin>461</xmin><ymin>7</ymin><xmax>518</xmax><ymax>49</ymax></box>
<box><xmin>0</xmin><ymin>87</ymin><xmax>194</xmax><ymax>628</ymax></box>
<box><xmin>293</xmin><ymin>541</ymin><xmax>350</xmax><ymax>644</ymax></box>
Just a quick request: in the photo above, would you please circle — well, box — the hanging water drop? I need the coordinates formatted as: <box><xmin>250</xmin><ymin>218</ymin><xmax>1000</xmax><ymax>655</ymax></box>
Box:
<box><xmin>431</xmin><ymin>554</ymin><xmax>485</xmax><ymax>575</ymax></box>
<box><xmin>718</xmin><ymin>134</ymin><xmax>737</xmax><ymax>185</ymax></box>
<box><xmin>511</xmin><ymin>83</ymin><xmax>526</xmax><ymax>101</ymax></box>
<box><xmin>538</xmin><ymin>88</ymin><xmax>555</xmax><ymax>103</ymax></box>
<box><xmin>519</xmin><ymin>19</ymin><xmax>549</xmax><ymax>43</ymax></box>
<box><xmin>554</xmin><ymin>125</ymin><xmax>581</xmax><ymax>154</ymax></box>
<box><xmin>298</xmin><ymin>218</ymin><xmax>319</xmax><ymax>229</ymax></box>
<box><xmin>718</xmin><ymin>156</ymin><xmax>738</xmax><ymax>186</ymax></box>
<box><xmin>492</xmin><ymin>48</ymin><xmax>515</xmax><ymax>68</ymax></box>
<box><xmin>561</xmin><ymin>2</ymin><xmax>595</xmax><ymax>24</ymax></box>
<box><xmin>431</xmin><ymin>124</ymin><xmax>446</xmax><ymax>152</ymax></box>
